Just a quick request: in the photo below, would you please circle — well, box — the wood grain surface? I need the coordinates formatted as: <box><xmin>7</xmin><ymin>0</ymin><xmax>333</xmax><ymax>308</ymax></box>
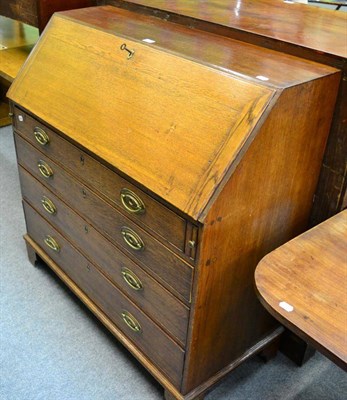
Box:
<box><xmin>8</xmin><ymin>10</ymin><xmax>276</xmax><ymax>220</ymax></box>
<box><xmin>255</xmin><ymin>210</ymin><xmax>347</xmax><ymax>370</ymax></box>
<box><xmin>24</xmin><ymin>234</ymin><xmax>186</xmax><ymax>398</ymax></box>
<box><xmin>8</xmin><ymin>7</ymin><xmax>339</xmax><ymax>221</ymax></box>
<box><xmin>13</xmin><ymin>105</ymin><xmax>188</xmax><ymax>252</ymax></box>
<box><xmin>105</xmin><ymin>0</ymin><xmax>347</xmax><ymax>58</ymax></box>
<box><xmin>19</xmin><ymin>166</ymin><xmax>190</xmax><ymax>347</ymax></box>
<box><xmin>0</xmin><ymin>0</ymin><xmax>96</xmax><ymax>31</ymax></box>
<box><xmin>15</xmin><ymin>134</ymin><xmax>194</xmax><ymax>304</ymax></box>
<box><xmin>65</xmin><ymin>6</ymin><xmax>338</xmax><ymax>89</ymax></box>
<box><xmin>23</xmin><ymin>201</ymin><xmax>186</xmax><ymax>387</ymax></box>
<box><xmin>182</xmin><ymin>74</ymin><xmax>340</xmax><ymax>391</ymax></box>
<box><xmin>103</xmin><ymin>0</ymin><xmax>347</xmax><ymax>226</ymax></box>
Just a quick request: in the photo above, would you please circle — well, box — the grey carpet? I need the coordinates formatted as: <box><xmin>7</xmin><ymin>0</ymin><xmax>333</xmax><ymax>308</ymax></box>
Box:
<box><xmin>0</xmin><ymin>125</ymin><xmax>346</xmax><ymax>399</ymax></box>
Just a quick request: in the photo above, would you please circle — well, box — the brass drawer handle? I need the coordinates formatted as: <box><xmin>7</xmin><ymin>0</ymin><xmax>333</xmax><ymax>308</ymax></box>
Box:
<box><xmin>41</xmin><ymin>196</ymin><xmax>57</xmax><ymax>215</ymax></box>
<box><xmin>121</xmin><ymin>267</ymin><xmax>143</xmax><ymax>291</ymax></box>
<box><xmin>121</xmin><ymin>227</ymin><xmax>145</xmax><ymax>251</ymax></box>
<box><xmin>121</xmin><ymin>311</ymin><xmax>141</xmax><ymax>333</ymax></box>
<box><xmin>120</xmin><ymin>188</ymin><xmax>145</xmax><ymax>214</ymax></box>
<box><xmin>34</xmin><ymin>127</ymin><xmax>50</xmax><ymax>146</ymax></box>
<box><xmin>38</xmin><ymin>160</ymin><xmax>53</xmax><ymax>178</ymax></box>
<box><xmin>44</xmin><ymin>235</ymin><xmax>60</xmax><ymax>252</ymax></box>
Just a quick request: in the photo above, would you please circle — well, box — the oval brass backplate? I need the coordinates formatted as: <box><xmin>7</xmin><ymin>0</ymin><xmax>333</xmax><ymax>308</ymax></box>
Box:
<box><xmin>121</xmin><ymin>267</ymin><xmax>143</xmax><ymax>291</ymax></box>
<box><xmin>121</xmin><ymin>227</ymin><xmax>145</xmax><ymax>251</ymax></box>
<box><xmin>38</xmin><ymin>160</ymin><xmax>53</xmax><ymax>178</ymax></box>
<box><xmin>120</xmin><ymin>188</ymin><xmax>145</xmax><ymax>214</ymax></box>
<box><xmin>121</xmin><ymin>310</ymin><xmax>141</xmax><ymax>333</ymax></box>
<box><xmin>34</xmin><ymin>127</ymin><xmax>50</xmax><ymax>146</ymax></box>
<box><xmin>41</xmin><ymin>196</ymin><xmax>57</xmax><ymax>215</ymax></box>
<box><xmin>44</xmin><ymin>235</ymin><xmax>60</xmax><ymax>252</ymax></box>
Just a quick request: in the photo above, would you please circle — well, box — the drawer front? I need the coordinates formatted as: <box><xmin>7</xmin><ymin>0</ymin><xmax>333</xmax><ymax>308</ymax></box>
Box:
<box><xmin>19</xmin><ymin>166</ymin><xmax>189</xmax><ymax>346</ymax></box>
<box><xmin>13</xmin><ymin>106</ymin><xmax>187</xmax><ymax>251</ymax></box>
<box><xmin>15</xmin><ymin>134</ymin><xmax>193</xmax><ymax>303</ymax></box>
<box><xmin>23</xmin><ymin>201</ymin><xmax>185</xmax><ymax>388</ymax></box>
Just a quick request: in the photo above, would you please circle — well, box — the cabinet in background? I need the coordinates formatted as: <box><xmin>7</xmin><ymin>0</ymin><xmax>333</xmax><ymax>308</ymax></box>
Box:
<box><xmin>0</xmin><ymin>0</ymin><xmax>96</xmax><ymax>31</ymax></box>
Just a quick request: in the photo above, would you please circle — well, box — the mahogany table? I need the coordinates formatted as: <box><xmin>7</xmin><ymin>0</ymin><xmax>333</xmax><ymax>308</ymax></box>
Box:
<box><xmin>255</xmin><ymin>210</ymin><xmax>347</xmax><ymax>371</ymax></box>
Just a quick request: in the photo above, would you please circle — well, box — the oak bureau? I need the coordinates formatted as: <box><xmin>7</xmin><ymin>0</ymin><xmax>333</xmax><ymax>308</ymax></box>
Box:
<box><xmin>8</xmin><ymin>6</ymin><xmax>340</xmax><ymax>400</ymax></box>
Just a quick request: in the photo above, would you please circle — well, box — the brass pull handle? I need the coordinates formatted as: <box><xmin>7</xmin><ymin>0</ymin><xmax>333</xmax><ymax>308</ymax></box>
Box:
<box><xmin>121</xmin><ymin>227</ymin><xmax>145</xmax><ymax>251</ymax></box>
<box><xmin>121</xmin><ymin>267</ymin><xmax>143</xmax><ymax>291</ymax></box>
<box><xmin>34</xmin><ymin>127</ymin><xmax>50</xmax><ymax>146</ymax></box>
<box><xmin>44</xmin><ymin>235</ymin><xmax>60</xmax><ymax>252</ymax></box>
<box><xmin>121</xmin><ymin>311</ymin><xmax>141</xmax><ymax>333</ymax></box>
<box><xmin>120</xmin><ymin>188</ymin><xmax>145</xmax><ymax>214</ymax></box>
<box><xmin>38</xmin><ymin>160</ymin><xmax>53</xmax><ymax>178</ymax></box>
<box><xmin>41</xmin><ymin>196</ymin><xmax>57</xmax><ymax>215</ymax></box>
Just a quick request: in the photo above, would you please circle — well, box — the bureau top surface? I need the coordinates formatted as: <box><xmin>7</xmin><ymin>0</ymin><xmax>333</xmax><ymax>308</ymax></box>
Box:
<box><xmin>7</xmin><ymin>6</ymin><xmax>337</xmax><ymax>220</ymax></box>
<box><xmin>112</xmin><ymin>0</ymin><xmax>347</xmax><ymax>59</ymax></box>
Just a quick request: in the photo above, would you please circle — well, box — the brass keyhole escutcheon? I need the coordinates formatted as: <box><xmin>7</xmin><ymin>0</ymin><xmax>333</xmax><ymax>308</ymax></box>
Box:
<box><xmin>38</xmin><ymin>160</ymin><xmax>53</xmax><ymax>178</ymax></box>
<box><xmin>120</xmin><ymin>188</ymin><xmax>145</xmax><ymax>214</ymax></box>
<box><xmin>121</xmin><ymin>267</ymin><xmax>143</xmax><ymax>291</ymax></box>
<box><xmin>41</xmin><ymin>196</ymin><xmax>57</xmax><ymax>215</ymax></box>
<box><xmin>121</xmin><ymin>227</ymin><xmax>145</xmax><ymax>251</ymax></box>
<box><xmin>34</xmin><ymin>127</ymin><xmax>50</xmax><ymax>146</ymax></box>
<box><xmin>121</xmin><ymin>311</ymin><xmax>141</xmax><ymax>333</ymax></box>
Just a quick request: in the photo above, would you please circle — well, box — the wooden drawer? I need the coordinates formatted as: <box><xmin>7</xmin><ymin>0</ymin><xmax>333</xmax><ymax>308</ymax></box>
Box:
<box><xmin>19</xmin><ymin>166</ymin><xmax>189</xmax><ymax>346</ymax></box>
<box><xmin>13</xmin><ymin>106</ymin><xmax>187</xmax><ymax>252</ymax></box>
<box><xmin>15</xmin><ymin>134</ymin><xmax>194</xmax><ymax>303</ymax></box>
<box><xmin>23</xmin><ymin>200</ymin><xmax>185</xmax><ymax>388</ymax></box>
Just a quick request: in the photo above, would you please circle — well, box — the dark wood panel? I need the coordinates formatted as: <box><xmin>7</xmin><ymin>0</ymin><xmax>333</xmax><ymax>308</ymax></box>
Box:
<box><xmin>309</xmin><ymin>77</ymin><xmax>347</xmax><ymax>226</ymax></box>
<box><xmin>25</xmin><ymin>234</ymin><xmax>185</xmax><ymax>399</ymax></box>
<box><xmin>15</xmin><ymin>134</ymin><xmax>194</xmax><ymax>304</ymax></box>
<box><xmin>37</xmin><ymin>0</ymin><xmax>96</xmax><ymax>31</ymax></box>
<box><xmin>19</xmin><ymin>166</ymin><xmax>190</xmax><ymax>346</ymax></box>
<box><xmin>13</xmin><ymin>105</ymin><xmax>188</xmax><ymax>253</ymax></box>
<box><xmin>182</xmin><ymin>75</ymin><xmax>340</xmax><ymax>392</ymax></box>
<box><xmin>0</xmin><ymin>0</ymin><xmax>38</xmax><ymax>27</ymax></box>
<box><xmin>103</xmin><ymin>0</ymin><xmax>346</xmax><ymax>58</ymax></box>
<box><xmin>23</xmin><ymin>201</ymin><xmax>185</xmax><ymax>388</ymax></box>
<box><xmin>59</xmin><ymin>6</ymin><xmax>338</xmax><ymax>90</ymax></box>
<box><xmin>0</xmin><ymin>0</ymin><xmax>97</xmax><ymax>31</ymax></box>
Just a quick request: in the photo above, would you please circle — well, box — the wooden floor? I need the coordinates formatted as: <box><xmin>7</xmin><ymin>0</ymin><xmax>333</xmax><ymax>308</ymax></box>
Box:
<box><xmin>0</xmin><ymin>16</ymin><xmax>38</xmax><ymax>126</ymax></box>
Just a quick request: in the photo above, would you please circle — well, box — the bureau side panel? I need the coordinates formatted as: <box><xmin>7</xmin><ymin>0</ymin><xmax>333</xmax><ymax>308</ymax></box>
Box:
<box><xmin>181</xmin><ymin>73</ymin><xmax>340</xmax><ymax>393</ymax></box>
